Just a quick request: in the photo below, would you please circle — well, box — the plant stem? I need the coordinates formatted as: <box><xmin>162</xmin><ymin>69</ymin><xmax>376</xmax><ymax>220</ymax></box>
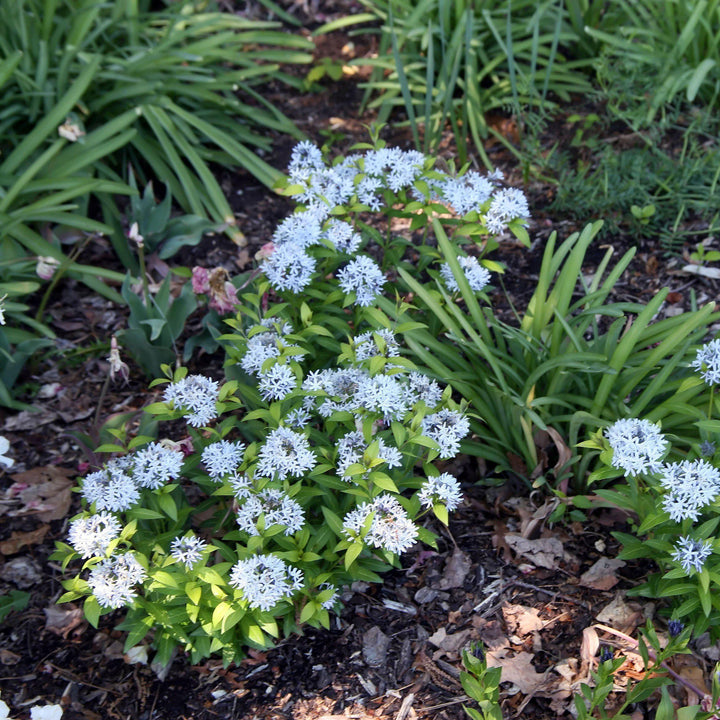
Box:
<box><xmin>35</xmin><ymin>236</ymin><xmax>91</xmax><ymax>324</ymax></box>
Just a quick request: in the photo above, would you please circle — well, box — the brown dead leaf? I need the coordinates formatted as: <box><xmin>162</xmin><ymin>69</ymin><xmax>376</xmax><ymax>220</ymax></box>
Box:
<box><xmin>472</xmin><ymin>617</ymin><xmax>510</xmax><ymax>653</ymax></box>
<box><xmin>9</xmin><ymin>466</ymin><xmax>74</xmax><ymax>521</ymax></box>
<box><xmin>427</xmin><ymin>627</ymin><xmax>471</xmax><ymax>654</ymax></box>
<box><xmin>596</xmin><ymin>593</ymin><xmax>641</xmax><ymax>632</ymax></box>
<box><xmin>235</xmin><ymin>249</ymin><xmax>251</xmax><ymax>270</ymax></box>
<box><xmin>579</xmin><ymin>557</ymin><xmax>627</xmax><ymax>591</ymax></box>
<box><xmin>674</xmin><ymin>655</ymin><xmax>707</xmax><ymax>705</ymax></box>
<box><xmin>0</xmin><ymin>525</ymin><xmax>49</xmax><ymax>555</ymax></box>
<box><xmin>505</xmin><ymin>534</ymin><xmax>565</xmax><ymax>570</ymax></box>
<box><xmin>503</xmin><ymin>603</ymin><xmax>544</xmax><ymax>637</ymax></box>
<box><xmin>438</xmin><ymin>547</ymin><xmax>471</xmax><ymax>589</ymax></box>
<box><xmin>486</xmin><ymin>649</ymin><xmax>547</xmax><ymax>694</ymax></box>
<box><xmin>523</xmin><ymin>499</ymin><xmax>560</xmax><ymax>539</ymax></box>
<box><xmin>44</xmin><ymin>604</ymin><xmax>86</xmax><ymax>639</ymax></box>
<box><xmin>3</xmin><ymin>408</ymin><xmax>58</xmax><ymax>432</ymax></box>
<box><xmin>490</xmin><ymin>520</ymin><xmax>514</xmax><ymax>563</ymax></box>
<box><xmin>0</xmin><ymin>649</ymin><xmax>21</xmax><ymax>665</ymax></box>
<box><xmin>580</xmin><ymin>627</ymin><xmax>600</xmax><ymax>676</ymax></box>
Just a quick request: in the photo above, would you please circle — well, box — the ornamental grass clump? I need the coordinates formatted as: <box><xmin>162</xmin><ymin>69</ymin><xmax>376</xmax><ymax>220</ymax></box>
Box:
<box><xmin>584</xmin><ymin>338</ymin><xmax>720</xmax><ymax>637</ymax></box>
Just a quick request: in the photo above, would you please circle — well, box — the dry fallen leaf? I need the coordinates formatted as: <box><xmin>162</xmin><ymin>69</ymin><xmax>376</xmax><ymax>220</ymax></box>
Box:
<box><xmin>438</xmin><ymin>547</ymin><xmax>471</xmax><ymax>589</ymax></box>
<box><xmin>0</xmin><ymin>526</ymin><xmax>50</xmax><ymax>555</ymax></box>
<box><xmin>505</xmin><ymin>534</ymin><xmax>566</xmax><ymax>570</ymax></box>
<box><xmin>44</xmin><ymin>604</ymin><xmax>86</xmax><ymax>639</ymax></box>
<box><xmin>579</xmin><ymin>557</ymin><xmax>627</xmax><ymax>591</ymax></box>
<box><xmin>8</xmin><ymin>466</ymin><xmax>74</xmax><ymax>521</ymax></box>
<box><xmin>580</xmin><ymin>626</ymin><xmax>600</xmax><ymax>677</ymax></box>
<box><xmin>427</xmin><ymin>627</ymin><xmax>471</xmax><ymax>654</ymax></box>
<box><xmin>486</xmin><ymin>649</ymin><xmax>547</xmax><ymax>694</ymax></box>
<box><xmin>503</xmin><ymin>603</ymin><xmax>544</xmax><ymax>638</ymax></box>
<box><xmin>0</xmin><ymin>649</ymin><xmax>21</xmax><ymax>665</ymax></box>
<box><xmin>596</xmin><ymin>593</ymin><xmax>640</xmax><ymax>631</ymax></box>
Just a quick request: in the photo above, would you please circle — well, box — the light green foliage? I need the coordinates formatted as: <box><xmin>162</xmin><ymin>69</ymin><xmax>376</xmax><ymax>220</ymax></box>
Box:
<box><xmin>0</xmin><ymin>0</ymin><xmax>313</xmax><ymax>404</ymax></box>
<box><xmin>388</xmin><ymin>219</ymin><xmax>718</xmax><ymax>492</ymax></box>
<box><xmin>118</xmin><ymin>272</ymin><xmax>198</xmax><ymax>379</ymax></box>
<box><xmin>124</xmin><ymin>170</ymin><xmax>216</xmax><ymax>266</ymax></box>
<box><xmin>335</xmin><ymin>0</ymin><xmax>593</xmax><ymax>165</ymax></box>
<box><xmin>587</xmin><ymin>0</ymin><xmax>720</xmax><ymax>127</ymax></box>
<box><xmin>462</xmin><ymin>625</ymin><xmax>718</xmax><ymax>719</ymax></box>
<box><xmin>0</xmin><ymin>251</ymin><xmax>55</xmax><ymax>407</ymax></box>
<box><xmin>461</xmin><ymin>646</ymin><xmax>503</xmax><ymax>720</ymax></box>
<box><xmin>588</xmin><ymin>418</ymin><xmax>720</xmax><ymax>635</ymax></box>
<box><xmin>0</xmin><ymin>0</ymin><xmax>313</xmax><ymax>251</ymax></box>
<box><xmin>54</xmin><ymin>137</ymin><xmax>528</xmax><ymax>666</ymax></box>
<box><xmin>55</xmin><ymin>331</ymin><xmax>463</xmax><ymax>665</ymax></box>
<box><xmin>548</xmin><ymin>111</ymin><xmax>720</xmax><ymax>248</ymax></box>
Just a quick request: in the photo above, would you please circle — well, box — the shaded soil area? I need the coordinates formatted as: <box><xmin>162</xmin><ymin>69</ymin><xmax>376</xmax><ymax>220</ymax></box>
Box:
<box><xmin>2</xmin><ymin>11</ymin><xmax>720</xmax><ymax>720</ymax></box>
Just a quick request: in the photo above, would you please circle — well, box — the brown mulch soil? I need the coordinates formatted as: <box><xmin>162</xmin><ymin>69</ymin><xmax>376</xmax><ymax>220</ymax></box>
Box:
<box><xmin>2</xmin><ymin>10</ymin><xmax>720</xmax><ymax>720</ymax></box>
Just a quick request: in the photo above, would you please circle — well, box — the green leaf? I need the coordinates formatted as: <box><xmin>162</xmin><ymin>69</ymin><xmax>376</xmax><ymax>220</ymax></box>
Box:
<box><xmin>344</xmin><ymin>541</ymin><xmax>364</xmax><ymax>570</ymax></box>
<box><xmin>157</xmin><ymin>493</ymin><xmax>178</xmax><ymax>521</ymax></box>
<box><xmin>432</xmin><ymin>503</ymin><xmax>449</xmax><ymax>525</ymax></box>
<box><xmin>84</xmin><ymin>596</ymin><xmax>102</xmax><ymax>628</ymax></box>
<box><xmin>299</xmin><ymin>601</ymin><xmax>317</xmax><ymax>624</ymax></box>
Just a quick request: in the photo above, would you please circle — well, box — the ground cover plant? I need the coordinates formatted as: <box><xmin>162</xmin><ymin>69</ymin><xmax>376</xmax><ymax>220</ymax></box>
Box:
<box><xmin>3</xmin><ymin>2</ymin><xmax>720</xmax><ymax>718</ymax></box>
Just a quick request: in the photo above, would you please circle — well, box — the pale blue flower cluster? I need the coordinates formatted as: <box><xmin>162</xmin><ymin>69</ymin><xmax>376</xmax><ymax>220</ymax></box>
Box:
<box><xmin>605</xmin><ymin>418</ymin><xmax>667</xmax><ymax>476</ymax></box>
<box><xmin>418</xmin><ymin>472</ymin><xmax>463</xmax><ymax>511</ymax></box>
<box><xmin>440</xmin><ymin>256</ymin><xmax>492</xmax><ymax>294</ymax></box>
<box><xmin>68</xmin><ymin>512</ymin><xmax>122</xmax><ymax>559</ymax></box>
<box><xmin>201</xmin><ymin>440</ymin><xmax>246</xmax><ymax>480</ymax></box>
<box><xmin>354</xmin><ymin>328</ymin><xmax>401</xmax><ymax>362</ymax></box>
<box><xmin>88</xmin><ymin>552</ymin><xmax>146</xmax><ymax>609</ymax></box>
<box><xmin>262</xmin><ymin>142</ymin><xmax>531</xmax><ymax>305</ymax></box>
<box><xmin>241</xmin><ymin>319</ymin><xmax>296</xmax><ymax>376</ymax></box>
<box><xmin>82</xmin><ymin>443</ymin><xmax>184</xmax><ymax>511</ymax></box>
<box><xmin>671</xmin><ymin>536</ymin><xmax>713</xmax><ymax>575</ymax></box>
<box><xmin>229</xmin><ymin>554</ymin><xmax>304</xmax><ymax>611</ymax></box>
<box><xmin>256</xmin><ymin>426</ymin><xmax>317</xmax><ymax>480</ymax></box>
<box><xmin>258</xmin><ymin>363</ymin><xmax>298</xmax><ymax>401</ymax></box>
<box><xmin>485</xmin><ymin>188</ymin><xmax>530</xmax><ymax>234</ymax></box>
<box><xmin>170</xmin><ymin>534</ymin><xmax>208</xmax><ymax>569</ymax></box>
<box><xmin>337</xmin><ymin>256</ymin><xmax>385</xmax><ymax>307</ymax></box>
<box><xmin>660</xmin><ymin>460</ymin><xmax>720</xmax><ymax>522</ymax></box>
<box><xmin>133</xmin><ymin>442</ymin><xmax>185</xmax><ymax>490</ymax></box>
<box><xmin>342</xmin><ymin>494</ymin><xmax>418</xmax><ymax>555</ymax></box>
<box><xmin>421</xmin><ymin>409</ymin><xmax>471</xmax><ymax>458</ymax></box>
<box><xmin>336</xmin><ymin>430</ymin><xmax>403</xmax><ymax>482</ymax></box>
<box><xmin>163</xmin><ymin>374</ymin><xmax>220</xmax><ymax>427</ymax></box>
<box><xmin>235</xmin><ymin>488</ymin><xmax>305</xmax><ymax>537</ymax></box>
<box><xmin>82</xmin><ymin>456</ymin><xmax>140</xmax><ymax>512</ymax></box>
<box><xmin>692</xmin><ymin>338</ymin><xmax>720</xmax><ymax>386</ymax></box>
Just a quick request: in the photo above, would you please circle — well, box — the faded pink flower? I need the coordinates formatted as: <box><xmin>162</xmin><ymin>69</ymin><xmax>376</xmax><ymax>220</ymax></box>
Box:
<box><xmin>36</xmin><ymin>256</ymin><xmax>60</xmax><ymax>280</ymax></box>
<box><xmin>255</xmin><ymin>242</ymin><xmax>275</xmax><ymax>261</ymax></box>
<box><xmin>193</xmin><ymin>267</ymin><xmax>238</xmax><ymax>314</ymax></box>
<box><xmin>191</xmin><ymin>266</ymin><xmax>210</xmax><ymax>294</ymax></box>
<box><xmin>108</xmin><ymin>336</ymin><xmax>129</xmax><ymax>384</ymax></box>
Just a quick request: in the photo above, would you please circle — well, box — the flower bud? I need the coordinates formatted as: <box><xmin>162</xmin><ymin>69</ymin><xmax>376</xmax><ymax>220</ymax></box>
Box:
<box><xmin>36</xmin><ymin>256</ymin><xmax>60</xmax><ymax>280</ymax></box>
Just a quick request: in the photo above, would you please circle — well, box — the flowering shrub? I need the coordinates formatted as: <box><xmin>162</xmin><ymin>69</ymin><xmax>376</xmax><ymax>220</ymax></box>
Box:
<box><xmin>55</xmin><ymin>137</ymin><xmax>536</xmax><ymax>665</ymax></box>
<box><xmin>55</xmin><ymin>325</ymin><xmax>469</xmax><ymax>666</ymax></box>
<box><xmin>584</xmin><ymin>338</ymin><xmax>720</xmax><ymax>636</ymax></box>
